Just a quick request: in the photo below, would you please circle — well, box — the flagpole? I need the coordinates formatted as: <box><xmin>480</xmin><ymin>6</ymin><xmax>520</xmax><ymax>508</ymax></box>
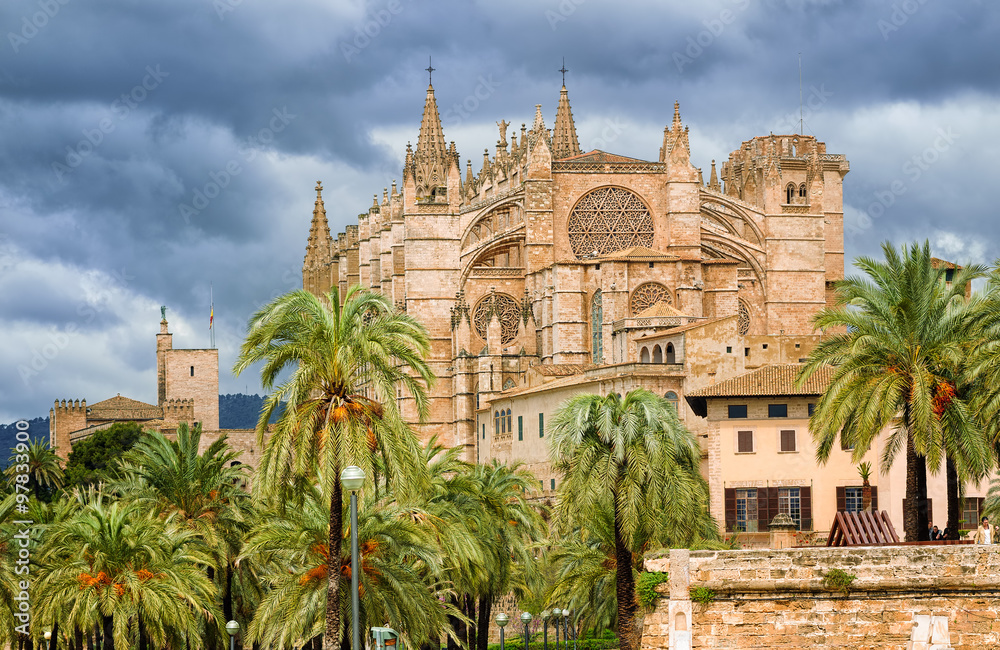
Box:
<box><xmin>210</xmin><ymin>282</ymin><xmax>215</xmax><ymax>349</ymax></box>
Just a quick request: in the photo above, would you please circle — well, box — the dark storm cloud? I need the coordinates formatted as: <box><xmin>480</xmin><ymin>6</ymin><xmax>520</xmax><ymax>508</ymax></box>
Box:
<box><xmin>1</xmin><ymin>0</ymin><xmax>999</xmax><ymax>421</ymax></box>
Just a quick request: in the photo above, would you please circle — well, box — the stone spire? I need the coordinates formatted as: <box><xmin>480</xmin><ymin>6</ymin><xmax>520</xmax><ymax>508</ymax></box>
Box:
<box><xmin>413</xmin><ymin>82</ymin><xmax>450</xmax><ymax>200</ymax></box>
<box><xmin>303</xmin><ymin>181</ymin><xmax>333</xmax><ymax>294</ymax></box>
<box><xmin>552</xmin><ymin>84</ymin><xmax>582</xmax><ymax>159</ymax></box>
<box><xmin>708</xmin><ymin>160</ymin><xmax>721</xmax><ymax>191</ymax></box>
<box><xmin>659</xmin><ymin>101</ymin><xmax>691</xmax><ymax>164</ymax></box>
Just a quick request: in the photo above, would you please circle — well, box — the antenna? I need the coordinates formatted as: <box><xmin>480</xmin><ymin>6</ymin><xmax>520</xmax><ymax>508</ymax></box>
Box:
<box><xmin>798</xmin><ymin>52</ymin><xmax>803</xmax><ymax>135</ymax></box>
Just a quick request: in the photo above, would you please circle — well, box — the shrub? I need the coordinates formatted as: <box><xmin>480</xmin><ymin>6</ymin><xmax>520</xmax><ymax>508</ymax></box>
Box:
<box><xmin>689</xmin><ymin>586</ymin><xmax>716</xmax><ymax>604</ymax></box>
<box><xmin>822</xmin><ymin>568</ymin><xmax>856</xmax><ymax>595</ymax></box>
<box><xmin>637</xmin><ymin>571</ymin><xmax>670</xmax><ymax>609</ymax></box>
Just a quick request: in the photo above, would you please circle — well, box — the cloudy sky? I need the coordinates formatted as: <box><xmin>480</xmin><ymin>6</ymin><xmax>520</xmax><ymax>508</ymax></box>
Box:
<box><xmin>0</xmin><ymin>0</ymin><xmax>996</xmax><ymax>423</ymax></box>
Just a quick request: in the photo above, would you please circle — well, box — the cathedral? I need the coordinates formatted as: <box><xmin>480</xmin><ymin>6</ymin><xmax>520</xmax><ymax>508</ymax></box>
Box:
<box><xmin>302</xmin><ymin>78</ymin><xmax>850</xmax><ymax>501</ymax></box>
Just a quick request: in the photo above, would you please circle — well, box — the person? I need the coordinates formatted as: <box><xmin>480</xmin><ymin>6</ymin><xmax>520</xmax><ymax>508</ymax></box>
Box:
<box><xmin>942</xmin><ymin>527</ymin><xmax>950</xmax><ymax>540</ymax></box>
<box><xmin>974</xmin><ymin>516</ymin><xmax>992</xmax><ymax>544</ymax></box>
<box><xmin>930</xmin><ymin>525</ymin><xmax>942</xmax><ymax>540</ymax></box>
<box><xmin>928</xmin><ymin>522</ymin><xmax>934</xmax><ymax>540</ymax></box>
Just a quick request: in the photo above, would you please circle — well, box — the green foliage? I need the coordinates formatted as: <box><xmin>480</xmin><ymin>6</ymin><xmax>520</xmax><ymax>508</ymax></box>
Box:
<box><xmin>218</xmin><ymin>393</ymin><xmax>284</xmax><ymax>429</ymax></box>
<box><xmin>636</xmin><ymin>571</ymin><xmax>669</xmax><ymax>609</ymax></box>
<box><xmin>689</xmin><ymin>587</ymin><xmax>716</xmax><ymax>604</ymax></box>
<box><xmin>64</xmin><ymin>421</ymin><xmax>145</xmax><ymax>488</ymax></box>
<box><xmin>822</xmin><ymin>568</ymin><xmax>857</xmax><ymax>595</ymax></box>
<box><xmin>488</xmin><ymin>630</ymin><xmax>618</xmax><ymax>650</ymax></box>
<box><xmin>858</xmin><ymin>461</ymin><xmax>872</xmax><ymax>483</ymax></box>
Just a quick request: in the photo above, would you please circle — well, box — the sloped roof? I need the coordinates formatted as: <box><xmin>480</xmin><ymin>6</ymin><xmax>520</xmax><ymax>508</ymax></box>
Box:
<box><xmin>87</xmin><ymin>394</ymin><xmax>163</xmax><ymax>420</ymax></box>
<box><xmin>557</xmin><ymin>149</ymin><xmax>649</xmax><ymax>164</ymax></box>
<box><xmin>687</xmin><ymin>364</ymin><xmax>832</xmax><ymax>398</ymax></box>
<box><xmin>598</xmin><ymin>246</ymin><xmax>679</xmax><ymax>262</ymax></box>
<box><xmin>685</xmin><ymin>364</ymin><xmax>834</xmax><ymax>417</ymax></box>
<box><xmin>531</xmin><ymin>363</ymin><xmax>596</xmax><ymax>377</ymax></box>
<box><xmin>634</xmin><ymin>302</ymin><xmax>689</xmax><ymax>319</ymax></box>
<box><xmin>635</xmin><ymin>315</ymin><xmax>733</xmax><ymax>340</ymax></box>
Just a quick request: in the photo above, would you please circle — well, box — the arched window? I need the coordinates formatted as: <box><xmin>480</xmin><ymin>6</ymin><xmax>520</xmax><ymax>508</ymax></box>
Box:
<box><xmin>798</xmin><ymin>183</ymin><xmax>807</xmax><ymax>199</ymax></box>
<box><xmin>506</xmin><ymin>409</ymin><xmax>512</xmax><ymax>434</ymax></box>
<box><xmin>501</xmin><ymin>411</ymin><xmax>506</xmax><ymax>434</ymax></box>
<box><xmin>494</xmin><ymin>411</ymin><xmax>500</xmax><ymax>436</ymax></box>
<box><xmin>591</xmin><ymin>290</ymin><xmax>604</xmax><ymax>363</ymax></box>
<box><xmin>666</xmin><ymin>342</ymin><xmax>676</xmax><ymax>364</ymax></box>
<box><xmin>665</xmin><ymin>391</ymin><xmax>679</xmax><ymax>412</ymax></box>
<box><xmin>652</xmin><ymin>344</ymin><xmax>663</xmax><ymax>363</ymax></box>
<box><xmin>785</xmin><ymin>183</ymin><xmax>795</xmax><ymax>204</ymax></box>
<box><xmin>640</xmin><ymin>347</ymin><xmax>651</xmax><ymax>363</ymax></box>
<box><xmin>503</xmin><ymin>379</ymin><xmax>516</xmax><ymax>390</ymax></box>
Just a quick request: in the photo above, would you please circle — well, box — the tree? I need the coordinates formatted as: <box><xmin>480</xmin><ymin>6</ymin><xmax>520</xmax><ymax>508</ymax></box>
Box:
<box><xmin>549</xmin><ymin>389</ymin><xmax>710</xmax><ymax>650</ymax></box>
<box><xmin>233</xmin><ymin>286</ymin><xmax>433</xmax><ymax>650</ymax></box>
<box><xmin>5</xmin><ymin>439</ymin><xmax>64</xmax><ymax>502</ymax></box>
<box><xmin>64</xmin><ymin>422</ymin><xmax>145</xmax><ymax>489</ymax></box>
<box><xmin>34</xmin><ymin>490</ymin><xmax>221</xmax><ymax>650</ymax></box>
<box><xmin>798</xmin><ymin>241</ymin><xmax>988</xmax><ymax>541</ymax></box>
<box><xmin>111</xmin><ymin>424</ymin><xmax>254</xmax><ymax>643</ymax></box>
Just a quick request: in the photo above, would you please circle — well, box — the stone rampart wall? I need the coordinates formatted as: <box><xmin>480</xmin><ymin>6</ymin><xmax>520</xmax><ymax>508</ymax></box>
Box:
<box><xmin>642</xmin><ymin>545</ymin><xmax>1000</xmax><ymax>649</ymax></box>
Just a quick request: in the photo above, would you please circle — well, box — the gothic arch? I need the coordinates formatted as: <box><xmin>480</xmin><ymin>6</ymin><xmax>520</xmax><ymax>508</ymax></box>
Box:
<box><xmin>567</xmin><ymin>186</ymin><xmax>654</xmax><ymax>258</ymax></box>
<box><xmin>630</xmin><ymin>282</ymin><xmax>672</xmax><ymax>315</ymax></box>
<box><xmin>461</xmin><ymin>198</ymin><xmax>525</xmax><ymax>251</ymax></box>
<box><xmin>700</xmin><ymin>194</ymin><xmax>765</xmax><ymax>247</ymax></box>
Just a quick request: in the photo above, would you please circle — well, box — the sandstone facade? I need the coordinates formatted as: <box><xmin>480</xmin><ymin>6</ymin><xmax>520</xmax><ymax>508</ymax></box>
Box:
<box><xmin>301</xmin><ymin>81</ymin><xmax>851</xmax><ymax>481</ymax></box>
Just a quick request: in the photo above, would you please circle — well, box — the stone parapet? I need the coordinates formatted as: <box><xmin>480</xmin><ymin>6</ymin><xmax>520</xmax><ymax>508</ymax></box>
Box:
<box><xmin>642</xmin><ymin>545</ymin><xmax>1000</xmax><ymax>649</ymax></box>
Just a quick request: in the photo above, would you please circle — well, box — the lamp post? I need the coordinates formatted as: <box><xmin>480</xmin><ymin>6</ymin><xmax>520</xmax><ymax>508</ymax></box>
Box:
<box><xmin>496</xmin><ymin>612</ymin><xmax>509</xmax><ymax>650</ymax></box>
<box><xmin>541</xmin><ymin>610</ymin><xmax>550</xmax><ymax>650</ymax></box>
<box><xmin>341</xmin><ymin>466</ymin><xmax>365</xmax><ymax>650</ymax></box>
<box><xmin>521</xmin><ymin>612</ymin><xmax>533</xmax><ymax>650</ymax></box>
<box><xmin>562</xmin><ymin>609</ymin><xmax>573</xmax><ymax>650</ymax></box>
<box><xmin>551</xmin><ymin>609</ymin><xmax>561</xmax><ymax>650</ymax></box>
<box><xmin>226</xmin><ymin>620</ymin><xmax>240</xmax><ymax>650</ymax></box>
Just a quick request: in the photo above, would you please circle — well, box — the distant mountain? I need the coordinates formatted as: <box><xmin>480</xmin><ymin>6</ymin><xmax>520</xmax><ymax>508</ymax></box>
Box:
<box><xmin>219</xmin><ymin>393</ymin><xmax>283</xmax><ymax>429</ymax></box>
<box><xmin>0</xmin><ymin>416</ymin><xmax>49</xmax><ymax>467</ymax></box>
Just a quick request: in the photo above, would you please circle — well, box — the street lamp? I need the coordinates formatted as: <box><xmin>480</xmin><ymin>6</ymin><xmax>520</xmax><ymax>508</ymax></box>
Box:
<box><xmin>562</xmin><ymin>609</ymin><xmax>573</xmax><ymax>650</ymax></box>
<box><xmin>541</xmin><ymin>610</ymin><xmax>550</xmax><ymax>650</ymax></box>
<box><xmin>521</xmin><ymin>612</ymin><xmax>533</xmax><ymax>650</ymax></box>
<box><xmin>226</xmin><ymin>620</ymin><xmax>240</xmax><ymax>650</ymax></box>
<box><xmin>551</xmin><ymin>609</ymin><xmax>561</xmax><ymax>650</ymax></box>
<box><xmin>341</xmin><ymin>466</ymin><xmax>365</xmax><ymax>650</ymax></box>
<box><xmin>496</xmin><ymin>612</ymin><xmax>509</xmax><ymax>650</ymax></box>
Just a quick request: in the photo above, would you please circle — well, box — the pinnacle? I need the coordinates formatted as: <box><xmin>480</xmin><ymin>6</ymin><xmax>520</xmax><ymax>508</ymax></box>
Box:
<box><xmin>552</xmin><ymin>84</ymin><xmax>582</xmax><ymax>159</ymax></box>
<box><xmin>416</xmin><ymin>84</ymin><xmax>448</xmax><ymax>158</ymax></box>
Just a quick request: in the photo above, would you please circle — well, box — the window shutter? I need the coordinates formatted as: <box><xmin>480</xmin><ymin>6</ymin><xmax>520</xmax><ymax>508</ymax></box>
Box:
<box><xmin>761</xmin><ymin>487</ymin><xmax>779</xmax><ymax>532</ymax></box>
<box><xmin>801</xmin><ymin>486</ymin><xmax>812</xmax><ymax>530</ymax></box>
<box><xmin>724</xmin><ymin>488</ymin><xmax>736</xmax><ymax>532</ymax></box>
<box><xmin>870</xmin><ymin>486</ymin><xmax>878</xmax><ymax>511</ymax></box>
<box><xmin>836</xmin><ymin>486</ymin><xmax>846</xmax><ymax>513</ymax></box>
<box><xmin>780</xmin><ymin>430</ymin><xmax>796</xmax><ymax>452</ymax></box>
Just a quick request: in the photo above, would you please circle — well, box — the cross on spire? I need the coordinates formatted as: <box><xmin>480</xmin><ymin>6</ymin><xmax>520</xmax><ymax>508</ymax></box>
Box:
<box><xmin>426</xmin><ymin>56</ymin><xmax>435</xmax><ymax>85</ymax></box>
<box><xmin>559</xmin><ymin>57</ymin><xmax>568</xmax><ymax>86</ymax></box>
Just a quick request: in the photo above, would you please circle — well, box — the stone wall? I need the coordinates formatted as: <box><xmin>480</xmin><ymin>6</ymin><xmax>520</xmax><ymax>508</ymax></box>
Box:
<box><xmin>642</xmin><ymin>545</ymin><xmax>1000</xmax><ymax>650</ymax></box>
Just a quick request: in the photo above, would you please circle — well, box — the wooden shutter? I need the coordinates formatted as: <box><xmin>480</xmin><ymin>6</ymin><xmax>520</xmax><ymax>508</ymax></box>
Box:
<box><xmin>870</xmin><ymin>486</ymin><xmax>878</xmax><ymax>511</ymax></box>
<box><xmin>836</xmin><ymin>486</ymin><xmax>846</xmax><ymax>512</ymax></box>
<box><xmin>800</xmin><ymin>486</ymin><xmax>812</xmax><ymax>530</ymax></box>
<box><xmin>760</xmin><ymin>487</ymin><xmax>779</xmax><ymax>532</ymax></box>
<box><xmin>724</xmin><ymin>488</ymin><xmax>736</xmax><ymax>532</ymax></box>
<box><xmin>780</xmin><ymin>430</ymin><xmax>796</xmax><ymax>452</ymax></box>
<box><xmin>737</xmin><ymin>430</ymin><xmax>754</xmax><ymax>453</ymax></box>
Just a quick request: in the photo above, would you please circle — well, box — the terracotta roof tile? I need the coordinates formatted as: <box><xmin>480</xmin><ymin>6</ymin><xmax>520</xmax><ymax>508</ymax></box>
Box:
<box><xmin>597</xmin><ymin>246</ymin><xmax>679</xmax><ymax>262</ymax></box>
<box><xmin>687</xmin><ymin>364</ymin><xmax>833</xmax><ymax>398</ymax></box>
<box><xmin>531</xmin><ymin>363</ymin><xmax>596</xmax><ymax>377</ymax></box>
<box><xmin>87</xmin><ymin>394</ymin><xmax>163</xmax><ymax>420</ymax></box>
<box><xmin>635</xmin><ymin>315</ymin><xmax>734</xmax><ymax>339</ymax></box>
<box><xmin>634</xmin><ymin>302</ymin><xmax>689</xmax><ymax>319</ymax></box>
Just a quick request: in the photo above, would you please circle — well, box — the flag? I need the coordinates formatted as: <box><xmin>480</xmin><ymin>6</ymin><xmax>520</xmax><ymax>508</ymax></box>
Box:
<box><xmin>209</xmin><ymin>305</ymin><xmax>214</xmax><ymax>330</ymax></box>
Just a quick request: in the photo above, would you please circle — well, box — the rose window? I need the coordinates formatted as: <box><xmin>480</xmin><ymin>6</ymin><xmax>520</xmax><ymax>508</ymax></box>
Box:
<box><xmin>629</xmin><ymin>282</ymin><xmax>672</xmax><ymax>315</ymax></box>
<box><xmin>567</xmin><ymin>187</ymin><xmax>654</xmax><ymax>258</ymax></box>
<box><xmin>737</xmin><ymin>300</ymin><xmax>751</xmax><ymax>335</ymax></box>
<box><xmin>473</xmin><ymin>293</ymin><xmax>521</xmax><ymax>345</ymax></box>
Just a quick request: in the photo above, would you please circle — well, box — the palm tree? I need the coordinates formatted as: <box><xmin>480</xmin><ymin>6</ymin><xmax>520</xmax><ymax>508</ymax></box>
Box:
<box><xmin>6</xmin><ymin>439</ymin><xmax>65</xmax><ymax>502</ymax></box>
<box><xmin>111</xmin><ymin>424</ymin><xmax>254</xmax><ymax>641</ymax></box>
<box><xmin>798</xmin><ymin>241</ymin><xmax>988</xmax><ymax>541</ymax></box>
<box><xmin>467</xmin><ymin>461</ymin><xmax>545</xmax><ymax>650</ymax></box>
<box><xmin>233</xmin><ymin>286</ymin><xmax>434</xmax><ymax>650</ymax></box>
<box><xmin>549</xmin><ymin>389</ymin><xmax>709</xmax><ymax>650</ymax></box>
<box><xmin>34</xmin><ymin>489</ymin><xmax>221</xmax><ymax>650</ymax></box>
<box><xmin>242</xmin><ymin>480</ymin><xmax>454</xmax><ymax>650</ymax></box>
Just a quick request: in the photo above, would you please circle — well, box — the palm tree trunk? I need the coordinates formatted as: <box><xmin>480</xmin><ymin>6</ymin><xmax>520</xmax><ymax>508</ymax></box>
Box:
<box><xmin>946</xmin><ymin>455</ymin><xmax>960</xmax><ymax>540</ymax></box>
<box><xmin>223</xmin><ymin>564</ymin><xmax>234</xmax><ymax>622</ymax></box>
<box><xmin>102</xmin><ymin>616</ymin><xmax>114</xmax><ymax>650</ymax></box>
<box><xmin>614</xmin><ymin>506</ymin><xmax>638</xmax><ymax>650</ymax></box>
<box><xmin>74</xmin><ymin>627</ymin><xmax>84</xmax><ymax>650</ymax></box>
<box><xmin>465</xmin><ymin>594</ymin><xmax>477</xmax><ymax>650</ymax></box>
<box><xmin>904</xmin><ymin>432</ymin><xmax>920</xmax><ymax>541</ymax></box>
<box><xmin>446</xmin><ymin>595</ymin><xmax>464</xmax><ymax>650</ymax></box>
<box><xmin>916</xmin><ymin>452</ymin><xmax>929</xmax><ymax>541</ymax></box>
<box><xmin>326</xmin><ymin>476</ymin><xmax>345</xmax><ymax>650</ymax></box>
<box><xmin>49</xmin><ymin>622</ymin><xmax>59</xmax><ymax>650</ymax></box>
<box><xmin>476</xmin><ymin>594</ymin><xmax>493</xmax><ymax>650</ymax></box>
